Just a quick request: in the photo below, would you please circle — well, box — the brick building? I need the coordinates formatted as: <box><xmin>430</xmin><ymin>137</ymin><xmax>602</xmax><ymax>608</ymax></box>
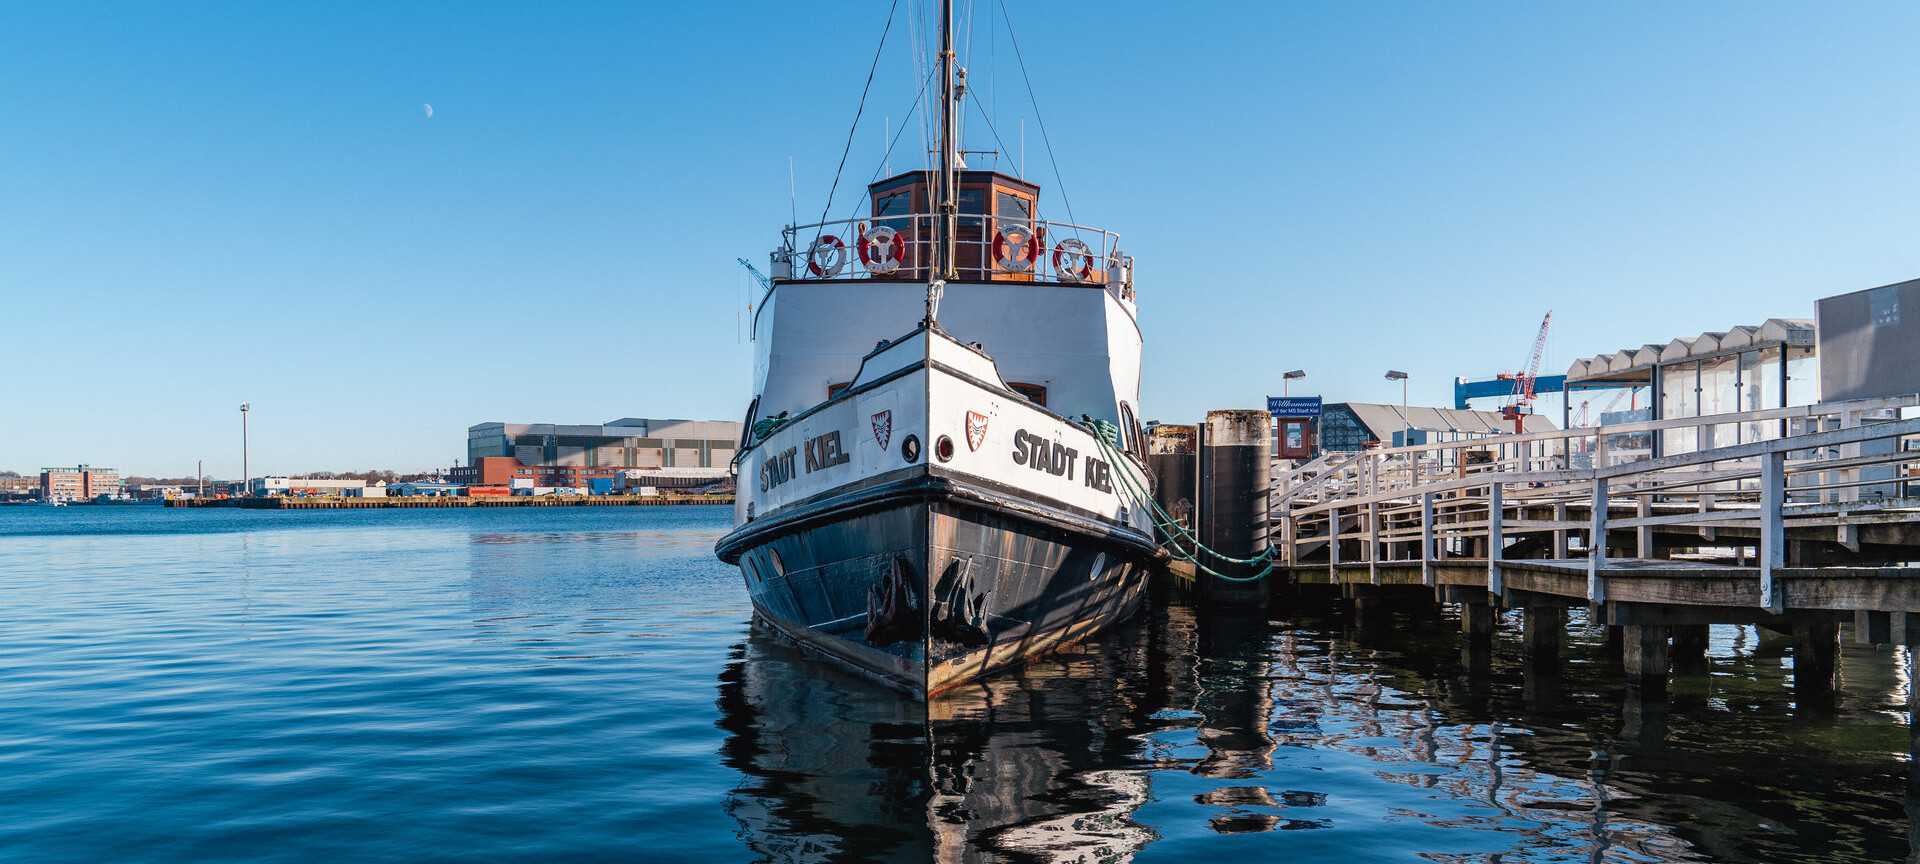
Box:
<box><xmin>0</xmin><ymin>475</ymin><xmax>37</xmax><ymax>500</ymax></box>
<box><xmin>40</xmin><ymin>465</ymin><xmax>121</xmax><ymax>501</ymax></box>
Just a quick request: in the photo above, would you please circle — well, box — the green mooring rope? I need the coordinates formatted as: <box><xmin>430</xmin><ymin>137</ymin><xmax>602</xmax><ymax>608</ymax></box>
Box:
<box><xmin>1082</xmin><ymin>417</ymin><xmax>1275</xmax><ymax>583</ymax></box>
<box><xmin>751</xmin><ymin>414</ymin><xmax>789</xmax><ymax>440</ymax></box>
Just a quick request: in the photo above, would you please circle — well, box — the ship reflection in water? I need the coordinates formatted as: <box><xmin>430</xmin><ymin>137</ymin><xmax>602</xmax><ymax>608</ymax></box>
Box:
<box><xmin>711</xmin><ymin>587</ymin><xmax>1920</xmax><ymax>863</ymax></box>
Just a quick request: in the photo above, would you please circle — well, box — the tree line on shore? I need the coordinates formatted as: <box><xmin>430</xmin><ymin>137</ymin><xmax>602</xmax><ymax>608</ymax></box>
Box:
<box><xmin>115</xmin><ymin>469</ymin><xmax>447</xmax><ymax>486</ymax></box>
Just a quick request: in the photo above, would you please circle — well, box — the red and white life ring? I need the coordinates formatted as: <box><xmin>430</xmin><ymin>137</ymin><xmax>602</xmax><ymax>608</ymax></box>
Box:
<box><xmin>858</xmin><ymin>226</ymin><xmax>906</xmax><ymax>275</ymax></box>
<box><xmin>1052</xmin><ymin>238</ymin><xmax>1094</xmax><ymax>282</ymax></box>
<box><xmin>991</xmin><ymin>224</ymin><xmax>1041</xmax><ymax>273</ymax></box>
<box><xmin>806</xmin><ymin>235</ymin><xmax>848</xmax><ymax>277</ymax></box>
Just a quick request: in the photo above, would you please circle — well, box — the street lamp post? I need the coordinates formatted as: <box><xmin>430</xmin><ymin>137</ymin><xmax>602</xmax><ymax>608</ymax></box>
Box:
<box><xmin>240</xmin><ymin>403</ymin><xmax>250</xmax><ymax>497</ymax></box>
<box><xmin>1282</xmin><ymin>369</ymin><xmax>1306</xmax><ymax>398</ymax></box>
<box><xmin>1385</xmin><ymin>371</ymin><xmax>1409</xmax><ymax>447</ymax></box>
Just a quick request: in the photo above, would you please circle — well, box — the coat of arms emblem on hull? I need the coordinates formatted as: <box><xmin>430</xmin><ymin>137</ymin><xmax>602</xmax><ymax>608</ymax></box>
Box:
<box><xmin>965</xmin><ymin>411</ymin><xmax>989</xmax><ymax>451</ymax></box>
<box><xmin>871</xmin><ymin>410</ymin><xmax>892</xmax><ymax>450</ymax></box>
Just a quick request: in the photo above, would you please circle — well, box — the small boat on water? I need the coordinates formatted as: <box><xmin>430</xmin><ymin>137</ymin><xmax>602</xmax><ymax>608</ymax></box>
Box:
<box><xmin>715</xmin><ymin>0</ymin><xmax>1161</xmax><ymax>696</ymax></box>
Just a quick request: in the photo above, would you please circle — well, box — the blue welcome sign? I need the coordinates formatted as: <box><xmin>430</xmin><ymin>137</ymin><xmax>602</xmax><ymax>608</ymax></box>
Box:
<box><xmin>1267</xmin><ymin>396</ymin><xmax>1322</xmax><ymax>418</ymax></box>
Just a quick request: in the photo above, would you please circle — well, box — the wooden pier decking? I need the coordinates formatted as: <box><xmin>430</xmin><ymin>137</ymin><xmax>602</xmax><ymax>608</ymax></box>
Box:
<box><xmin>1254</xmin><ymin>394</ymin><xmax>1920</xmax><ymax>706</ymax></box>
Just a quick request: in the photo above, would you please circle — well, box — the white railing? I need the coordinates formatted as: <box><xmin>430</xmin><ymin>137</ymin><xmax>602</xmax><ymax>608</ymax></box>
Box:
<box><xmin>771</xmin><ymin>214</ymin><xmax>1134</xmax><ymax>297</ymax></box>
<box><xmin>1272</xmin><ymin>395</ymin><xmax>1920</xmax><ymax>611</ymax></box>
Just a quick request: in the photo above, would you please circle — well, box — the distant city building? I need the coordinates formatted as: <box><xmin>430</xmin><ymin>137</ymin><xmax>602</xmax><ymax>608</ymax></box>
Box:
<box><xmin>0</xmin><ymin>475</ymin><xmax>37</xmax><ymax>500</ymax></box>
<box><xmin>455</xmin><ymin>418</ymin><xmax>741</xmax><ymax>490</ymax></box>
<box><xmin>126</xmin><ymin>484</ymin><xmax>190</xmax><ymax>501</ymax></box>
<box><xmin>390</xmin><ymin>481</ymin><xmax>462</xmax><ymax>497</ymax></box>
<box><xmin>250</xmin><ymin>477</ymin><xmax>368</xmax><ymax>496</ymax></box>
<box><xmin>40</xmin><ymin>465</ymin><xmax>120</xmax><ymax>501</ymax></box>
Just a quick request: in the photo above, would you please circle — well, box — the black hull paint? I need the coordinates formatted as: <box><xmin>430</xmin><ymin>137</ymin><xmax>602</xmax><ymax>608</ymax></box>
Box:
<box><xmin>719</xmin><ymin>475</ymin><xmax>1157</xmax><ymax>695</ymax></box>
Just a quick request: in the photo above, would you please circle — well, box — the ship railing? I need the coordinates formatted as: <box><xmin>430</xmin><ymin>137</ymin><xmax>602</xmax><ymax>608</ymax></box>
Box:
<box><xmin>770</xmin><ymin>214</ymin><xmax>1134</xmax><ymax>300</ymax></box>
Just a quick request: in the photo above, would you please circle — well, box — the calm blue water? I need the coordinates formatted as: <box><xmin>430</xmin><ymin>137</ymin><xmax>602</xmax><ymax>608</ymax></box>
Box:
<box><xmin>2</xmin><ymin>505</ymin><xmax>1913</xmax><ymax>863</ymax></box>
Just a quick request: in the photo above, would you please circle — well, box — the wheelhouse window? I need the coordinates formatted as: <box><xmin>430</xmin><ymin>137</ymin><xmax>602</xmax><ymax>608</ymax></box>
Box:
<box><xmin>996</xmin><ymin>192</ymin><xmax>1032</xmax><ymax>223</ymax></box>
<box><xmin>827</xmin><ymin>381</ymin><xmax>853</xmax><ymax>400</ymax></box>
<box><xmin>1009</xmin><ymin>383</ymin><xmax>1047</xmax><ymax>407</ymax></box>
<box><xmin>865</xmin><ymin>187</ymin><xmax>927</xmax><ymax>279</ymax></box>
<box><xmin>874</xmin><ymin>190</ymin><xmax>920</xmax><ymax>233</ymax></box>
<box><xmin>956</xmin><ymin>189</ymin><xmax>987</xmax><ymax>226</ymax></box>
<box><xmin>875</xmin><ymin>190</ymin><xmax>916</xmax><ymax>219</ymax></box>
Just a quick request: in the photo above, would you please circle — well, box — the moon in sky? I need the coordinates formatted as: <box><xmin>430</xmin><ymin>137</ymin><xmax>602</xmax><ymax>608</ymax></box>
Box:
<box><xmin>423</xmin><ymin>103</ymin><xmax>433</xmax><ymax>118</ymax></box>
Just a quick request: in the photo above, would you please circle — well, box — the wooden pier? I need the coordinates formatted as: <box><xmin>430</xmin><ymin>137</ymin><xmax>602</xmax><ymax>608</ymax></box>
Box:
<box><xmin>167</xmin><ymin>493</ymin><xmax>732</xmax><ymax>509</ymax></box>
<box><xmin>1260</xmin><ymin>394</ymin><xmax>1920</xmax><ymax>707</ymax></box>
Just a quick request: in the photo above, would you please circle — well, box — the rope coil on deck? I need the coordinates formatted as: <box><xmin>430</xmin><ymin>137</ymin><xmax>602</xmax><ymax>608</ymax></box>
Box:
<box><xmin>1082</xmin><ymin>416</ymin><xmax>1275</xmax><ymax>583</ymax></box>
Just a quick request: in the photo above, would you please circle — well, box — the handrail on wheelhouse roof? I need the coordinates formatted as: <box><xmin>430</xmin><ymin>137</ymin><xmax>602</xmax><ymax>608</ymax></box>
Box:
<box><xmin>867</xmin><ymin>168</ymin><xmax>1040</xmax><ymax>199</ymax></box>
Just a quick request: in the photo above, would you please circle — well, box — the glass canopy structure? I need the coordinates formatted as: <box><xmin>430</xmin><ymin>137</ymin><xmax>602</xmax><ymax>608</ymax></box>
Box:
<box><xmin>1562</xmin><ymin>318</ymin><xmax>1817</xmax><ymax>458</ymax></box>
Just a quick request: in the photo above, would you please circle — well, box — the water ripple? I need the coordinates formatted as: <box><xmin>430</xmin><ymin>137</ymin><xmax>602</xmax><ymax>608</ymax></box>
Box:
<box><xmin>0</xmin><ymin>505</ymin><xmax>1912</xmax><ymax>862</ymax></box>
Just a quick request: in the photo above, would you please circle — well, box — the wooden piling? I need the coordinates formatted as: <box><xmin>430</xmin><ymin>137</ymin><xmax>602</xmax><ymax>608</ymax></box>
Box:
<box><xmin>1524</xmin><ymin>607</ymin><xmax>1563</xmax><ymax>666</ymax></box>
<box><xmin>1792</xmin><ymin>621</ymin><xmax>1841</xmax><ymax>710</ymax></box>
<box><xmin>1622</xmin><ymin>624</ymin><xmax>1671</xmax><ymax>702</ymax></box>
<box><xmin>1461</xmin><ymin>602</ymin><xmax>1496</xmax><ymax>647</ymax></box>
<box><xmin>1671</xmin><ymin>624</ymin><xmax>1710</xmax><ymax>675</ymax></box>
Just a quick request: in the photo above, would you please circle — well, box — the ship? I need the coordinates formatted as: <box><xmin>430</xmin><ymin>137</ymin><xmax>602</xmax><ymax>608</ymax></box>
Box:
<box><xmin>714</xmin><ymin>0</ymin><xmax>1160</xmax><ymax>697</ymax></box>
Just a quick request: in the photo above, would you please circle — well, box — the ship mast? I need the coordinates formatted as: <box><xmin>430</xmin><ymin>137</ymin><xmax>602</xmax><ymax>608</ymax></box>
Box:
<box><xmin>934</xmin><ymin>0</ymin><xmax>957</xmax><ymax>283</ymax></box>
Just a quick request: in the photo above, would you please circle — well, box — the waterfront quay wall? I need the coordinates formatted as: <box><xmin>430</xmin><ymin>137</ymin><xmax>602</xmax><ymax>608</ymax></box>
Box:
<box><xmin>167</xmin><ymin>494</ymin><xmax>732</xmax><ymax>510</ymax></box>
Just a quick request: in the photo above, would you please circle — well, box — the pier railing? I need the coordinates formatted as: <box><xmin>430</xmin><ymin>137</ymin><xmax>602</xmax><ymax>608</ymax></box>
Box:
<box><xmin>770</xmin><ymin>214</ymin><xmax>1133</xmax><ymax>297</ymax></box>
<box><xmin>1272</xmin><ymin>395</ymin><xmax>1920</xmax><ymax>611</ymax></box>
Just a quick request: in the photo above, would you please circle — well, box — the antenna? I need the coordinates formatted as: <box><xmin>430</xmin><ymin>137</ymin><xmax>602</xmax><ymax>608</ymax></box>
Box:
<box><xmin>787</xmin><ymin>156</ymin><xmax>797</xmax><ymax>229</ymax></box>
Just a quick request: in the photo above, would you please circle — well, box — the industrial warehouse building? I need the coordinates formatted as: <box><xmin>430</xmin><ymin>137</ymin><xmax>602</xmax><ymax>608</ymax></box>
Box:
<box><xmin>455</xmin><ymin>418</ymin><xmax>742</xmax><ymax>489</ymax></box>
<box><xmin>1316</xmin><ymin>404</ymin><xmax>1557</xmax><ymax>453</ymax></box>
<box><xmin>248</xmin><ymin>477</ymin><xmax>368</xmax><ymax>496</ymax></box>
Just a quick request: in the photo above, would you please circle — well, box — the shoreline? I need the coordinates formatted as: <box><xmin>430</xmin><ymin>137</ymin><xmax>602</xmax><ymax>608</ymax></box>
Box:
<box><xmin>163</xmin><ymin>494</ymin><xmax>732</xmax><ymax>510</ymax></box>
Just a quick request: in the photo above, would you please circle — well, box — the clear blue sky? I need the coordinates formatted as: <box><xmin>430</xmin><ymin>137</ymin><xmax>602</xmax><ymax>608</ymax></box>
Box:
<box><xmin>6</xmin><ymin>1</ymin><xmax>1917</xmax><ymax>478</ymax></box>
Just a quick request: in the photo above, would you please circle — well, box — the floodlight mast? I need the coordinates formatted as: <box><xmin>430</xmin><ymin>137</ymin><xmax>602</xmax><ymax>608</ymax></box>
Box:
<box><xmin>1282</xmin><ymin>369</ymin><xmax>1306</xmax><ymax>397</ymax></box>
<box><xmin>1385</xmin><ymin>371</ymin><xmax>1409</xmax><ymax>446</ymax></box>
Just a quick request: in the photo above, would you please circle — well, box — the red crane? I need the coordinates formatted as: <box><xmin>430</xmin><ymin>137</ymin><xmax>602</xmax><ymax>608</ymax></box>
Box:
<box><xmin>1499</xmin><ymin>310</ymin><xmax>1552</xmax><ymax>433</ymax></box>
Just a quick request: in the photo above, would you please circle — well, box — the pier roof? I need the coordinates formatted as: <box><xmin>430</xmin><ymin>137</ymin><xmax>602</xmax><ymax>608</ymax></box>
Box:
<box><xmin>1331</xmin><ymin>403</ymin><xmax>1557</xmax><ymax>438</ymax></box>
<box><xmin>1565</xmin><ymin>319</ymin><xmax>1813</xmax><ymax>385</ymax></box>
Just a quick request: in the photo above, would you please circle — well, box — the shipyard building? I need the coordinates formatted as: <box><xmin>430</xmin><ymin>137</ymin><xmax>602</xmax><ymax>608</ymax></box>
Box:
<box><xmin>455</xmin><ymin>418</ymin><xmax>742</xmax><ymax>489</ymax></box>
<box><xmin>1316</xmin><ymin>404</ymin><xmax>1557</xmax><ymax>452</ymax></box>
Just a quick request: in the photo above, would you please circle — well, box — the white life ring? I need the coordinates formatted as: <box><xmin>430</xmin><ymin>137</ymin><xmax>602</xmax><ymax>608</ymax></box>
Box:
<box><xmin>1052</xmin><ymin>238</ymin><xmax>1094</xmax><ymax>282</ymax></box>
<box><xmin>858</xmin><ymin>226</ymin><xmax>906</xmax><ymax>274</ymax></box>
<box><xmin>806</xmin><ymin>235</ymin><xmax>847</xmax><ymax>278</ymax></box>
<box><xmin>992</xmin><ymin>224</ymin><xmax>1041</xmax><ymax>273</ymax></box>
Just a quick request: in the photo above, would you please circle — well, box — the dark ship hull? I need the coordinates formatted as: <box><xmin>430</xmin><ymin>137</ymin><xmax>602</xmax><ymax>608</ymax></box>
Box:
<box><xmin>716</xmin><ymin>468</ymin><xmax>1159</xmax><ymax>696</ymax></box>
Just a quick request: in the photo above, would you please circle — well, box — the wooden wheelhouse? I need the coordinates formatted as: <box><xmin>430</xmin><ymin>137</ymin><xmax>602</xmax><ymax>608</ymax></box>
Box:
<box><xmin>864</xmin><ymin>169</ymin><xmax>1043</xmax><ymax>282</ymax></box>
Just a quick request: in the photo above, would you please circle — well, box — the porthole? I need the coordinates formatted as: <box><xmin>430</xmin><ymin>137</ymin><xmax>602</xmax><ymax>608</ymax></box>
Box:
<box><xmin>1088</xmin><ymin>552</ymin><xmax>1107</xmax><ymax>582</ymax></box>
<box><xmin>768</xmin><ymin>548</ymin><xmax>786</xmax><ymax>578</ymax></box>
<box><xmin>901</xmin><ymin>435</ymin><xmax>922</xmax><ymax>463</ymax></box>
<box><xmin>935</xmin><ymin>435</ymin><xmax>955</xmax><ymax>462</ymax></box>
